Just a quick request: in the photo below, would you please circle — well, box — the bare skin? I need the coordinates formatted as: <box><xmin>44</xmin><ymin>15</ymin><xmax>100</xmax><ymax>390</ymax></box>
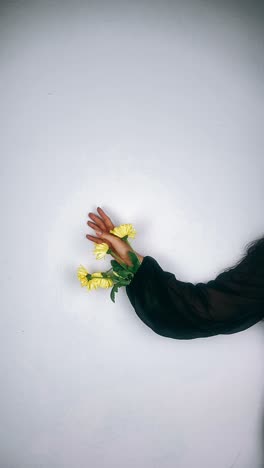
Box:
<box><xmin>86</xmin><ymin>207</ymin><xmax>144</xmax><ymax>267</ymax></box>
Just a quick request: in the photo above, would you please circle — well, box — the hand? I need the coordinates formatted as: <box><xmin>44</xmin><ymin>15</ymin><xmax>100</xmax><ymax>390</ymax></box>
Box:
<box><xmin>86</xmin><ymin>207</ymin><xmax>144</xmax><ymax>267</ymax></box>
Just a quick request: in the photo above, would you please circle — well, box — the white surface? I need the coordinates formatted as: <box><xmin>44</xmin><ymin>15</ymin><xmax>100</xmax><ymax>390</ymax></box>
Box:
<box><xmin>1</xmin><ymin>1</ymin><xmax>264</xmax><ymax>467</ymax></box>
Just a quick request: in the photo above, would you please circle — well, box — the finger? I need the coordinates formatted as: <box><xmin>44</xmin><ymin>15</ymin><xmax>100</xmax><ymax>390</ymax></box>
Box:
<box><xmin>86</xmin><ymin>234</ymin><xmax>105</xmax><ymax>244</ymax></box>
<box><xmin>97</xmin><ymin>207</ymin><xmax>115</xmax><ymax>230</ymax></box>
<box><xmin>88</xmin><ymin>212</ymin><xmax>106</xmax><ymax>231</ymax></box>
<box><xmin>87</xmin><ymin>220</ymin><xmax>102</xmax><ymax>231</ymax></box>
<box><xmin>86</xmin><ymin>234</ymin><xmax>112</xmax><ymax>249</ymax></box>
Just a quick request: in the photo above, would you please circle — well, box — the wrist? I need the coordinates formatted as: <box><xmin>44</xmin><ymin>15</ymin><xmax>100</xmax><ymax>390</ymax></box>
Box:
<box><xmin>135</xmin><ymin>252</ymin><xmax>144</xmax><ymax>264</ymax></box>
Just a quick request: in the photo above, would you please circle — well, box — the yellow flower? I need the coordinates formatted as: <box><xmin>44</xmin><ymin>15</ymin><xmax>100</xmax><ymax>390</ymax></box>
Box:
<box><xmin>77</xmin><ymin>267</ymin><xmax>114</xmax><ymax>291</ymax></box>
<box><xmin>87</xmin><ymin>273</ymin><xmax>114</xmax><ymax>290</ymax></box>
<box><xmin>110</xmin><ymin>223</ymin><xmax>136</xmax><ymax>239</ymax></box>
<box><xmin>87</xmin><ymin>272</ymin><xmax>103</xmax><ymax>290</ymax></box>
<box><xmin>98</xmin><ymin>277</ymin><xmax>114</xmax><ymax>289</ymax></box>
<box><xmin>77</xmin><ymin>265</ymin><xmax>90</xmax><ymax>287</ymax></box>
<box><xmin>93</xmin><ymin>242</ymin><xmax>110</xmax><ymax>260</ymax></box>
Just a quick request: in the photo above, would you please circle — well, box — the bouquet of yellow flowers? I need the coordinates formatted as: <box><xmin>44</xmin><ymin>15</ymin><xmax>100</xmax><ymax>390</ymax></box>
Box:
<box><xmin>77</xmin><ymin>223</ymin><xmax>141</xmax><ymax>303</ymax></box>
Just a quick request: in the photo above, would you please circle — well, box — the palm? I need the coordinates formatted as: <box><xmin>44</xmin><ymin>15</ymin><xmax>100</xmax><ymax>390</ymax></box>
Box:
<box><xmin>86</xmin><ymin>207</ymin><xmax>134</xmax><ymax>265</ymax></box>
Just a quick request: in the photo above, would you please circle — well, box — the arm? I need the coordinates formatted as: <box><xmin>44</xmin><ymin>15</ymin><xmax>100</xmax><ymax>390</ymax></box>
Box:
<box><xmin>85</xmin><ymin>207</ymin><xmax>263</xmax><ymax>339</ymax></box>
<box><xmin>85</xmin><ymin>207</ymin><xmax>215</xmax><ymax>339</ymax></box>
<box><xmin>126</xmin><ymin>254</ymin><xmax>264</xmax><ymax>339</ymax></box>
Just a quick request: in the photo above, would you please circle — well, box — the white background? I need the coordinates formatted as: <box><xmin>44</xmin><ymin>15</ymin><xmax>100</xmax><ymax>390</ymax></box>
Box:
<box><xmin>1</xmin><ymin>1</ymin><xmax>264</xmax><ymax>467</ymax></box>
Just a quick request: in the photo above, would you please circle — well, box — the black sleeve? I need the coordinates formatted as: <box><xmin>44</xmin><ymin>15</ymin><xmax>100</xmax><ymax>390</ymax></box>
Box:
<box><xmin>125</xmin><ymin>255</ymin><xmax>214</xmax><ymax>339</ymax></box>
<box><xmin>125</xmin><ymin>255</ymin><xmax>264</xmax><ymax>340</ymax></box>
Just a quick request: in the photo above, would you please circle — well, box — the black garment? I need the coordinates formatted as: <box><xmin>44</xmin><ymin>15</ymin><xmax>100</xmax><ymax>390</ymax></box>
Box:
<box><xmin>125</xmin><ymin>255</ymin><xmax>264</xmax><ymax>340</ymax></box>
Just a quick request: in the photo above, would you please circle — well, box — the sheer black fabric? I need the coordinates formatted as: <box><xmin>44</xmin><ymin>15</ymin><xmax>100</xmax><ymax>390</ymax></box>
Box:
<box><xmin>125</xmin><ymin>238</ymin><xmax>264</xmax><ymax>339</ymax></box>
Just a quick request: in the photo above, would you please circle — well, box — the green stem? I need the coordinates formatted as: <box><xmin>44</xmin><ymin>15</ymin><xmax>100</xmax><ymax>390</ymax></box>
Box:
<box><xmin>105</xmin><ymin>267</ymin><xmax>113</xmax><ymax>274</ymax></box>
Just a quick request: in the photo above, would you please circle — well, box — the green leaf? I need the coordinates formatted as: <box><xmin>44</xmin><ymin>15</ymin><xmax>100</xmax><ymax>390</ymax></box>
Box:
<box><xmin>126</xmin><ymin>252</ymin><xmax>141</xmax><ymax>273</ymax></box>
<box><xmin>110</xmin><ymin>259</ymin><xmax>127</xmax><ymax>270</ymax></box>
<box><xmin>110</xmin><ymin>283</ymin><xmax>120</xmax><ymax>302</ymax></box>
<box><xmin>111</xmin><ymin>259</ymin><xmax>121</xmax><ymax>269</ymax></box>
<box><xmin>129</xmin><ymin>251</ymin><xmax>141</xmax><ymax>267</ymax></box>
<box><xmin>118</xmin><ymin>279</ymin><xmax>131</xmax><ymax>286</ymax></box>
<box><xmin>114</xmin><ymin>269</ymin><xmax>130</xmax><ymax>279</ymax></box>
<box><xmin>110</xmin><ymin>286</ymin><xmax>116</xmax><ymax>302</ymax></box>
<box><xmin>114</xmin><ymin>266</ymin><xmax>126</xmax><ymax>275</ymax></box>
